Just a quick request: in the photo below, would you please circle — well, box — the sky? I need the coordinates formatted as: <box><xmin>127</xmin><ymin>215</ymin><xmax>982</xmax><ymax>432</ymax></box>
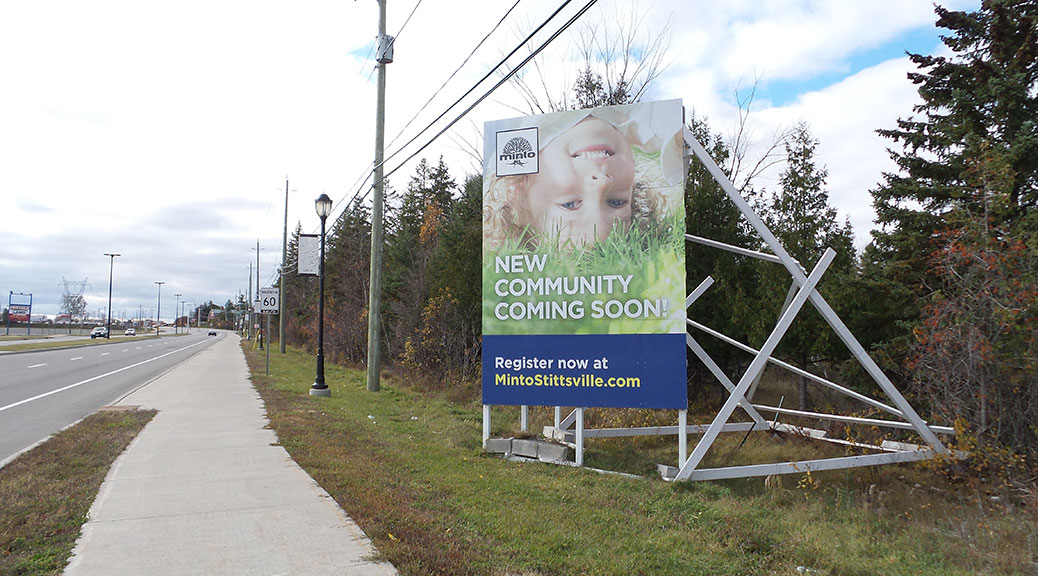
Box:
<box><xmin>0</xmin><ymin>0</ymin><xmax>980</xmax><ymax>319</ymax></box>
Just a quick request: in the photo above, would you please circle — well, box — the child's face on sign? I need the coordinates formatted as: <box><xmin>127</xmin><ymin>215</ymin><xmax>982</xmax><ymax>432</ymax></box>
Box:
<box><xmin>524</xmin><ymin>117</ymin><xmax>635</xmax><ymax>245</ymax></box>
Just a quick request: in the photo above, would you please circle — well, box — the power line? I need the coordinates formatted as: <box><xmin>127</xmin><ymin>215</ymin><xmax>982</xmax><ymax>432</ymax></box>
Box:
<box><xmin>384</xmin><ymin>0</ymin><xmax>522</xmax><ymax>154</ymax></box>
<box><xmin>332</xmin><ymin>0</ymin><xmax>526</xmax><ymax>220</ymax></box>
<box><xmin>391</xmin><ymin>0</ymin><xmax>423</xmax><ymax>45</ymax></box>
<box><xmin>381</xmin><ymin>0</ymin><xmax>598</xmax><ymax>183</ymax></box>
<box><xmin>380</xmin><ymin>0</ymin><xmax>578</xmax><ymax>181</ymax></box>
<box><xmin>334</xmin><ymin>0</ymin><xmax>589</xmax><ymax>222</ymax></box>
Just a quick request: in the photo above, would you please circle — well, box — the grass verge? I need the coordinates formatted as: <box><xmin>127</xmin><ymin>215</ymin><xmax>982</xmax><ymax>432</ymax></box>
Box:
<box><xmin>0</xmin><ymin>409</ymin><xmax>156</xmax><ymax>575</ymax></box>
<box><xmin>245</xmin><ymin>344</ymin><xmax>1037</xmax><ymax>576</ymax></box>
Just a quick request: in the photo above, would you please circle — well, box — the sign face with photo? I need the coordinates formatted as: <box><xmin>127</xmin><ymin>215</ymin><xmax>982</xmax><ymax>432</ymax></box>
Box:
<box><xmin>481</xmin><ymin>100</ymin><xmax>687</xmax><ymax>410</ymax></box>
<box><xmin>298</xmin><ymin>234</ymin><xmax>320</xmax><ymax>276</ymax></box>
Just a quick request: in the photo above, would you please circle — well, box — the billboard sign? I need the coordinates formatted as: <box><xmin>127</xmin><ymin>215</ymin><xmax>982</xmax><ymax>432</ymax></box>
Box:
<box><xmin>481</xmin><ymin>100</ymin><xmax>687</xmax><ymax>410</ymax></box>
<box><xmin>9</xmin><ymin>304</ymin><xmax>30</xmax><ymax>322</ymax></box>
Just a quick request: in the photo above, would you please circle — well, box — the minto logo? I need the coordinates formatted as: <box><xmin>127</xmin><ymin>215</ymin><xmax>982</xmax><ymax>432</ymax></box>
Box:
<box><xmin>496</xmin><ymin>127</ymin><xmax>538</xmax><ymax>176</ymax></box>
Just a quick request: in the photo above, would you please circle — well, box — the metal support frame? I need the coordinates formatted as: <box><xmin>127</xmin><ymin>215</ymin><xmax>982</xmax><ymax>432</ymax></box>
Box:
<box><xmin>530</xmin><ymin>125</ymin><xmax>954</xmax><ymax>481</ymax></box>
<box><xmin>666</xmin><ymin>126</ymin><xmax>950</xmax><ymax>482</ymax></box>
<box><xmin>485</xmin><ymin>122</ymin><xmax>954</xmax><ymax>480</ymax></box>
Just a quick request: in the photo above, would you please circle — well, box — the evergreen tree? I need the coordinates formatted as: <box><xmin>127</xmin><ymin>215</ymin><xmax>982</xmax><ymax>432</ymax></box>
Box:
<box><xmin>428</xmin><ymin>174</ymin><xmax>483</xmax><ymax>325</ymax></box>
<box><xmin>871</xmin><ymin>1</ymin><xmax>1037</xmax><ymax>289</ymax></box>
<box><xmin>684</xmin><ymin>115</ymin><xmax>766</xmax><ymax>402</ymax></box>
<box><xmin>760</xmin><ymin>122</ymin><xmax>856</xmax><ymax>409</ymax></box>
<box><xmin>382</xmin><ymin>157</ymin><xmax>457</xmax><ymax>364</ymax></box>
<box><xmin>422</xmin><ymin>174</ymin><xmax>485</xmax><ymax>382</ymax></box>
<box><xmin>869</xmin><ymin>1</ymin><xmax>1037</xmax><ymax>452</ymax></box>
<box><xmin>324</xmin><ymin>198</ymin><xmax>373</xmax><ymax>364</ymax></box>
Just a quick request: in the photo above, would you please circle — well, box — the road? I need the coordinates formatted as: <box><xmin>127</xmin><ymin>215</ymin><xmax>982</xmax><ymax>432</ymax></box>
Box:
<box><xmin>0</xmin><ymin>332</ymin><xmax>224</xmax><ymax>465</ymax></box>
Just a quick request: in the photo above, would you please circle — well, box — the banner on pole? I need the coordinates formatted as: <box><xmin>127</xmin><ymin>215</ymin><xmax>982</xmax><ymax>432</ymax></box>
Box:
<box><xmin>298</xmin><ymin>234</ymin><xmax>319</xmax><ymax>275</ymax></box>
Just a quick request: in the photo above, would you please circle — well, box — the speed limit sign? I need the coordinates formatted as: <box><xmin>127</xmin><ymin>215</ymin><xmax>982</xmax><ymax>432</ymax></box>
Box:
<box><xmin>259</xmin><ymin>287</ymin><xmax>280</xmax><ymax>313</ymax></box>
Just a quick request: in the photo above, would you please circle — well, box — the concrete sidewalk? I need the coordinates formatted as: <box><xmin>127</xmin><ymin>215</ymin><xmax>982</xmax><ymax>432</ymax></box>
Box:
<box><xmin>64</xmin><ymin>334</ymin><xmax>397</xmax><ymax>576</ymax></box>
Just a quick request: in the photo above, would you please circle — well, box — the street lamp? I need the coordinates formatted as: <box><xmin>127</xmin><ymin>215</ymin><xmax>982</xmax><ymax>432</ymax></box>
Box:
<box><xmin>310</xmin><ymin>193</ymin><xmax>333</xmax><ymax>397</ymax></box>
<box><xmin>174</xmin><ymin>293</ymin><xmax>181</xmax><ymax>334</ymax></box>
<box><xmin>154</xmin><ymin>281</ymin><xmax>164</xmax><ymax>336</ymax></box>
<box><xmin>104</xmin><ymin>253</ymin><xmax>120</xmax><ymax>339</ymax></box>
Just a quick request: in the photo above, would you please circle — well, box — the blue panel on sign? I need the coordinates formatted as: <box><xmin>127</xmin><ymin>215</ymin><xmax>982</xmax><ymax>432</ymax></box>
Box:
<box><xmin>482</xmin><ymin>333</ymin><xmax>687</xmax><ymax>409</ymax></box>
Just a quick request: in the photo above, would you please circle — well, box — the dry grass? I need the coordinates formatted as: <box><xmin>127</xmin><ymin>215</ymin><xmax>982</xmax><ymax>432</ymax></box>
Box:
<box><xmin>0</xmin><ymin>409</ymin><xmax>156</xmax><ymax>575</ymax></box>
<box><xmin>245</xmin><ymin>344</ymin><xmax>1038</xmax><ymax>575</ymax></box>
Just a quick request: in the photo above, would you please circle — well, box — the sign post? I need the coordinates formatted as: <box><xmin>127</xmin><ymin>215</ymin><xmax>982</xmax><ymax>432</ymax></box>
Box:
<box><xmin>7</xmin><ymin>292</ymin><xmax>32</xmax><ymax>336</ymax></box>
<box><xmin>259</xmin><ymin>287</ymin><xmax>279</xmax><ymax>374</ymax></box>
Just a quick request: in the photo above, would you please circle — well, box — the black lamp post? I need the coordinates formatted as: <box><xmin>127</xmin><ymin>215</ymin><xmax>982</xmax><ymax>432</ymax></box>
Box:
<box><xmin>310</xmin><ymin>193</ymin><xmax>333</xmax><ymax>397</ymax></box>
<box><xmin>104</xmin><ymin>253</ymin><xmax>120</xmax><ymax>339</ymax></box>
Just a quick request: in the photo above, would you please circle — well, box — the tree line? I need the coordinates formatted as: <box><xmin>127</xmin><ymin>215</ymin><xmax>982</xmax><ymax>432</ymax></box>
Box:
<box><xmin>276</xmin><ymin>2</ymin><xmax>1036</xmax><ymax>458</ymax></box>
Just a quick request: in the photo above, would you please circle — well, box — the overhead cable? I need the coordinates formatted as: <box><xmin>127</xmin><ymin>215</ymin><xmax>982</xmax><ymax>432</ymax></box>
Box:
<box><xmin>334</xmin><ymin>0</ymin><xmax>589</xmax><ymax>221</ymax></box>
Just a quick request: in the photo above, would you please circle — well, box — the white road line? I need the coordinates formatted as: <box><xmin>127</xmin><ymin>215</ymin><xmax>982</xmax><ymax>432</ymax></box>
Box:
<box><xmin>70</xmin><ymin>357</ymin><xmax>84</xmax><ymax>361</ymax></box>
<box><xmin>101</xmin><ymin>352</ymin><xmax>111</xmax><ymax>356</ymax></box>
<box><xmin>0</xmin><ymin>339</ymin><xmax>210</xmax><ymax>414</ymax></box>
<box><xmin>27</xmin><ymin>363</ymin><xmax>47</xmax><ymax>369</ymax></box>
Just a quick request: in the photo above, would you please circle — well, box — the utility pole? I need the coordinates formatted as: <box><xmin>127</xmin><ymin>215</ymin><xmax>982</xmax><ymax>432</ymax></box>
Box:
<box><xmin>248</xmin><ymin>262</ymin><xmax>253</xmax><ymax>339</ymax></box>
<box><xmin>280</xmin><ymin>177</ymin><xmax>288</xmax><ymax>354</ymax></box>
<box><xmin>254</xmin><ymin>240</ymin><xmax>263</xmax><ymax>348</ymax></box>
<box><xmin>367</xmin><ymin>0</ymin><xmax>392</xmax><ymax>393</ymax></box>
<box><xmin>103</xmin><ymin>254</ymin><xmax>120</xmax><ymax>339</ymax></box>
<box><xmin>173</xmin><ymin>293</ymin><xmax>181</xmax><ymax>334</ymax></box>
<box><xmin>154</xmin><ymin>281</ymin><xmax>164</xmax><ymax>336</ymax></box>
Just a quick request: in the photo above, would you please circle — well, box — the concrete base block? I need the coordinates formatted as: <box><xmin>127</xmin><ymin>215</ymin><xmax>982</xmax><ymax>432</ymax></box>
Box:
<box><xmin>485</xmin><ymin>437</ymin><xmax>573</xmax><ymax>465</ymax></box>
<box><xmin>511</xmin><ymin>439</ymin><xmax>539</xmax><ymax>458</ymax></box>
<box><xmin>657</xmin><ymin>464</ymin><xmax>678</xmax><ymax>480</ymax></box>
<box><xmin>537</xmin><ymin>442</ymin><xmax>570</xmax><ymax>463</ymax></box>
<box><xmin>484</xmin><ymin>438</ymin><xmax>512</xmax><ymax>454</ymax></box>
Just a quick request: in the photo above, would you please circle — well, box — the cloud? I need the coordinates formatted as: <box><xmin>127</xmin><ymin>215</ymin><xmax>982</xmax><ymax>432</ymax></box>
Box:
<box><xmin>0</xmin><ymin>0</ymin><xmax>982</xmax><ymax>314</ymax></box>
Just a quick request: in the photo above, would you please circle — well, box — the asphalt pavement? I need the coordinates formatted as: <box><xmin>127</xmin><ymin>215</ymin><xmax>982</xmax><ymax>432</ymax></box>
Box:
<box><xmin>63</xmin><ymin>333</ymin><xmax>397</xmax><ymax>576</ymax></box>
<box><xmin>0</xmin><ymin>333</ymin><xmax>216</xmax><ymax>466</ymax></box>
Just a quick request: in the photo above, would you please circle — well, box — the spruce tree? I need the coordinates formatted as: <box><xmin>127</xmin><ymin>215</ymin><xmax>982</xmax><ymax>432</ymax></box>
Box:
<box><xmin>870</xmin><ymin>0</ymin><xmax>1037</xmax><ymax>452</ymax></box>
<box><xmin>871</xmin><ymin>0</ymin><xmax>1037</xmax><ymax>287</ymax></box>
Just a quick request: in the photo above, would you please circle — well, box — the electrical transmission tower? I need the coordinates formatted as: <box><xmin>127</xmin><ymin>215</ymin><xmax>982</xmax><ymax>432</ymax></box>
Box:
<box><xmin>60</xmin><ymin>277</ymin><xmax>90</xmax><ymax>332</ymax></box>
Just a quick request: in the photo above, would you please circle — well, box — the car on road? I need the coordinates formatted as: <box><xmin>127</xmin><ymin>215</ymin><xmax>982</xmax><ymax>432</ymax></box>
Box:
<box><xmin>90</xmin><ymin>326</ymin><xmax>108</xmax><ymax>339</ymax></box>
<box><xmin>124</xmin><ymin>328</ymin><xmax>136</xmax><ymax>336</ymax></box>
<box><xmin>208</xmin><ymin>330</ymin><xmax>218</xmax><ymax>336</ymax></box>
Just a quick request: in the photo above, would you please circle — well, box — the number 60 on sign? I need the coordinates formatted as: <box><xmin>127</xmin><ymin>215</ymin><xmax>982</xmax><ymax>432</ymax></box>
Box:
<box><xmin>259</xmin><ymin>287</ymin><xmax>279</xmax><ymax>313</ymax></box>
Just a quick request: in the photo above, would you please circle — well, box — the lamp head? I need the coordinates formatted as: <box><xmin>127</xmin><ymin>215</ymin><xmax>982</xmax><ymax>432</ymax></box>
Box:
<box><xmin>315</xmin><ymin>194</ymin><xmax>333</xmax><ymax>220</ymax></box>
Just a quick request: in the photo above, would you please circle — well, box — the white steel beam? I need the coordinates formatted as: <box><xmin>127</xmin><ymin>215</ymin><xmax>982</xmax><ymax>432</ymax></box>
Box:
<box><xmin>685</xmin><ymin>234</ymin><xmax>783</xmax><ymax>264</ymax></box>
<box><xmin>687</xmin><ymin>320</ymin><xmax>904</xmax><ymax>417</ymax></box>
<box><xmin>686</xmin><ymin>333</ymin><xmax>768</xmax><ymax>425</ymax></box>
<box><xmin>686</xmin><ymin>276</ymin><xmax>715</xmax><ymax>309</ymax></box>
<box><xmin>684</xmin><ymin>132</ymin><xmax>947</xmax><ymax>454</ymax></box>
<box><xmin>755</xmin><ymin>405</ymin><xmax>956</xmax><ymax>434</ymax></box>
<box><xmin>675</xmin><ymin>248</ymin><xmax>836</xmax><ymax>480</ymax></box>
<box><xmin>553</xmin><ymin>421</ymin><xmax>765</xmax><ymax>441</ymax></box>
<box><xmin>682</xmin><ymin>450</ymin><xmax>940</xmax><ymax>481</ymax></box>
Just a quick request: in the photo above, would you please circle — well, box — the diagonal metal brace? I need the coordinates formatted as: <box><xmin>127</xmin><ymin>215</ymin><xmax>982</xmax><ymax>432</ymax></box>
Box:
<box><xmin>675</xmin><ymin>248</ymin><xmax>836</xmax><ymax>481</ymax></box>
